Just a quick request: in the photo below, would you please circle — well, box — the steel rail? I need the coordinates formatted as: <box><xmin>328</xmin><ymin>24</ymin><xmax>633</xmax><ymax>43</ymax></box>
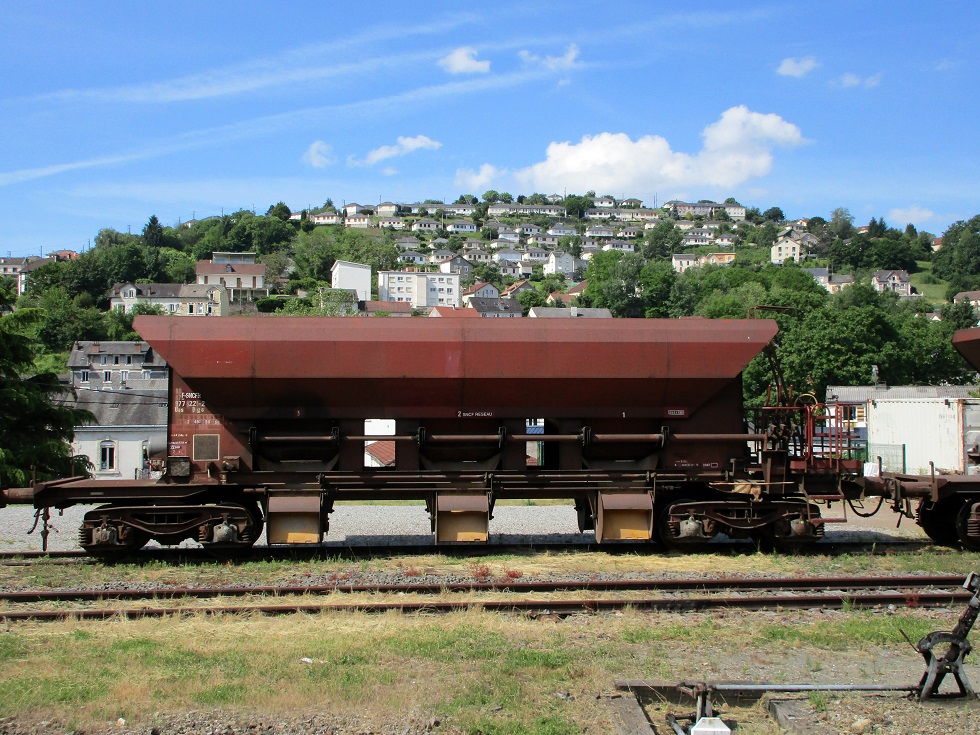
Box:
<box><xmin>0</xmin><ymin>590</ymin><xmax>971</xmax><ymax>622</ymax></box>
<box><xmin>0</xmin><ymin>574</ymin><xmax>967</xmax><ymax>604</ymax></box>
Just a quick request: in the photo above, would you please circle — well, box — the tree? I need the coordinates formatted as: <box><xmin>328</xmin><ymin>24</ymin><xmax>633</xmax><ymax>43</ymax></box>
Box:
<box><xmin>482</xmin><ymin>190</ymin><xmax>500</xmax><ymax>203</ymax></box>
<box><xmin>266</xmin><ymin>201</ymin><xmax>292</xmax><ymax>221</ymax></box>
<box><xmin>562</xmin><ymin>194</ymin><xmax>593</xmax><ymax>219</ymax></box>
<box><xmin>517</xmin><ymin>289</ymin><xmax>547</xmax><ymax>315</ymax></box>
<box><xmin>0</xmin><ymin>284</ymin><xmax>92</xmax><ymax>487</ymax></box>
<box><xmin>142</xmin><ymin>215</ymin><xmax>164</xmax><ymax>250</ymax></box>
<box><xmin>499</xmin><ymin>192</ymin><xmax>513</xmax><ymax>204</ymax></box>
<box><xmin>762</xmin><ymin>207</ymin><xmax>785</xmax><ymax>223</ymax></box>
<box><xmin>829</xmin><ymin>207</ymin><xmax>855</xmax><ymax>241</ymax></box>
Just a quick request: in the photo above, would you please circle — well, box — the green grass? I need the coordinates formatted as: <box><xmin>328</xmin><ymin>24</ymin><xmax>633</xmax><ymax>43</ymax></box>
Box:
<box><xmin>910</xmin><ymin>260</ymin><xmax>949</xmax><ymax>303</ymax></box>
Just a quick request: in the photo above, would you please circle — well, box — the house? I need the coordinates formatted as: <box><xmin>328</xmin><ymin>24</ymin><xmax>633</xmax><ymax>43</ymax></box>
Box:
<box><xmin>345</xmin><ymin>212</ymin><xmax>371</xmax><ymax>228</ymax></box>
<box><xmin>446</xmin><ymin>220</ymin><xmax>477</xmax><ymax>234</ymax></box>
<box><xmin>500</xmin><ymin>280</ymin><xmax>535</xmax><ymax>299</ymax></box>
<box><xmin>872</xmin><ymin>270</ymin><xmax>912</xmax><ymax>296</ymax></box>
<box><xmin>428</xmin><ymin>250</ymin><xmax>455</xmax><ymax>264</ymax></box>
<box><xmin>109</xmin><ymin>282</ymin><xmax>229</xmax><ymax>316</ymax></box>
<box><xmin>377</xmin><ymin>271</ymin><xmax>460</xmax><ymax>308</ymax></box>
<box><xmin>529</xmin><ymin>233</ymin><xmax>560</xmax><ymax>248</ymax></box>
<box><xmin>714</xmin><ymin>233</ymin><xmax>736</xmax><ymax>248</ymax></box>
<box><xmin>528</xmin><ymin>306</ymin><xmax>612</xmax><ymax>318</ymax></box>
<box><xmin>377</xmin><ymin>217</ymin><xmax>406</xmax><ymax>230</ymax></box>
<box><xmin>0</xmin><ymin>255</ymin><xmax>55</xmax><ymax>294</ymax></box>
<box><xmin>619</xmin><ymin>198</ymin><xmax>643</xmax><ymax>209</ymax></box>
<box><xmin>493</xmin><ymin>248</ymin><xmax>522</xmax><ymax>264</ymax></box>
<box><xmin>586</xmin><ymin>224</ymin><xmax>615</xmax><ymax>238</ymax></box>
<box><xmin>827</xmin><ymin>274</ymin><xmax>855</xmax><ymax>293</ymax></box>
<box><xmin>496</xmin><ymin>226</ymin><xmax>520</xmax><ymax>243</ymax></box>
<box><xmin>619</xmin><ymin>226</ymin><xmax>642</xmax><ymax>239</ymax></box>
<box><xmin>310</xmin><ymin>212</ymin><xmax>342</xmax><ymax>226</ymax></box>
<box><xmin>594</xmin><ymin>196</ymin><xmax>616</xmax><ymax>208</ymax></box>
<box><xmin>672</xmin><ymin>254</ymin><xmax>698</xmax><ymax>273</ymax></box>
<box><xmin>487</xmin><ymin>203</ymin><xmax>516</xmax><ymax>216</ymax></box>
<box><xmin>954</xmin><ymin>291</ymin><xmax>980</xmax><ymax>308</ymax></box>
<box><xmin>395</xmin><ymin>236</ymin><xmax>422</xmax><ymax>250</ymax></box>
<box><xmin>804</xmin><ymin>268</ymin><xmax>830</xmax><ymax>288</ymax></box>
<box><xmin>411</xmin><ymin>218</ymin><xmax>440</xmax><ymax>233</ymax></box>
<box><xmin>467</xmin><ymin>297</ymin><xmax>523</xmax><ymax>318</ymax></box>
<box><xmin>67</xmin><ymin>340</ymin><xmax>168</xmax><ymax>391</ymax></box>
<box><xmin>462</xmin><ymin>247</ymin><xmax>492</xmax><ymax>264</ymax></box>
<box><xmin>444</xmin><ymin>203</ymin><xmax>476</xmax><ymax>217</ymax></box>
<box><xmin>331</xmin><ymin>260</ymin><xmax>372</xmax><ymax>302</ymax></box>
<box><xmin>71</xmin><ymin>388</ymin><xmax>169</xmax><ymax>481</ymax></box>
<box><xmin>548</xmin><ymin>222</ymin><xmax>578</xmax><ymax>237</ymax></box>
<box><xmin>522</xmin><ymin>247</ymin><xmax>549</xmax><ymax>263</ymax></box>
<box><xmin>584</xmin><ymin>208</ymin><xmax>613</xmax><ymax>219</ymax></box>
<box><xmin>520</xmin><ymin>223</ymin><xmax>543</xmax><ymax>236</ymax></box>
<box><xmin>497</xmin><ymin>261</ymin><xmax>532</xmax><ymax>278</ymax></box>
<box><xmin>462</xmin><ymin>282</ymin><xmax>499</xmax><ymax>304</ymax></box>
<box><xmin>602</xmin><ymin>239</ymin><xmax>635</xmax><ymax>253</ymax></box>
<box><xmin>399</xmin><ymin>250</ymin><xmax>427</xmax><ymax>266</ymax></box>
<box><xmin>343</xmin><ymin>203</ymin><xmax>369</xmax><ymax>216</ymax></box>
<box><xmin>770</xmin><ymin>238</ymin><xmax>803</xmax><ymax>264</ymax></box>
<box><xmin>376</xmin><ymin>202</ymin><xmax>400</xmax><ymax>217</ymax></box>
<box><xmin>544</xmin><ymin>251</ymin><xmax>577</xmax><ymax>276</ymax></box>
<box><xmin>682</xmin><ymin>228</ymin><xmax>714</xmax><ymax>247</ymax></box>
<box><xmin>698</xmin><ymin>253</ymin><xmax>735</xmax><ymax>267</ymax></box>
<box><xmin>196</xmin><ymin>255</ymin><xmax>268</xmax><ymax>301</ymax></box>
<box><xmin>439</xmin><ymin>255</ymin><xmax>474</xmax><ymax>279</ymax></box>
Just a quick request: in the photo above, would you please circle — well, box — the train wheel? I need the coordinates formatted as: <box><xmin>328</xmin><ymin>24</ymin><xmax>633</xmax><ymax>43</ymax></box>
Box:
<box><xmin>656</xmin><ymin>500</ymin><xmax>715</xmax><ymax>551</ymax></box>
<box><xmin>201</xmin><ymin>502</ymin><xmax>264</xmax><ymax>560</ymax></box>
<box><xmin>916</xmin><ymin>499</ymin><xmax>962</xmax><ymax>546</ymax></box>
<box><xmin>955</xmin><ymin>501</ymin><xmax>980</xmax><ymax>552</ymax></box>
<box><xmin>79</xmin><ymin>511</ymin><xmax>149</xmax><ymax>562</ymax></box>
<box><xmin>759</xmin><ymin>523</ymin><xmax>818</xmax><ymax>554</ymax></box>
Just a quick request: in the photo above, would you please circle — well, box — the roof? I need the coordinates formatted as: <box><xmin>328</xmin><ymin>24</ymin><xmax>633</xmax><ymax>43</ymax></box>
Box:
<box><xmin>528</xmin><ymin>307</ymin><xmax>613</xmax><ymax>318</ymax></box>
<box><xmin>826</xmin><ymin>385</ymin><xmax>978</xmax><ymax>402</ymax></box>
<box><xmin>362</xmin><ymin>300</ymin><xmax>413</xmax><ymax>314</ymax></box>
<box><xmin>178</xmin><ymin>284</ymin><xmax>226</xmax><ymax>298</ymax></box>
<box><xmin>72</xmin><ymin>388</ymin><xmax>168</xmax><ymax>427</ymax></box>
<box><xmin>873</xmin><ymin>269</ymin><xmax>910</xmax><ymax>282</ymax></box>
<box><xmin>429</xmin><ymin>306</ymin><xmax>482</xmax><ymax>317</ymax></box>
<box><xmin>111</xmin><ymin>282</ymin><xmax>183</xmax><ymax>298</ymax></box>
<box><xmin>468</xmin><ymin>297</ymin><xmax>522</xmax><ymax>315</ymax></box>
<box><xmin>365</xmin><ymin>440</ymin><xmax>396</xmax><ymax>467</ymax></box>
<box><xmin>68</xmin><ymin>341</ymin><xmax>166</xmax><ymax>368</ymax></box>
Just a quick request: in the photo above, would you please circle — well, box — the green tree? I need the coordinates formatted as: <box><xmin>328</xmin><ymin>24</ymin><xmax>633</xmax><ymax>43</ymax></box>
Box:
<box><xmin>517</xmin><ymin>289</ymin><xmax>547</xmax><ymax>315</ymax></box>
<box><xmin>266</xmin><ymin>201</ymin><xmax>292</xmax><ymax>221</ymax></box>
<box><xmin>0</xmin><ymin>284</ymin><xmax>93</xmax><ymax>487</ymax></box>
<box><xmin>482</xmin><ymin>190</ymin><xmax>500</xmax><ymax>203</ymax></box>
<box><xmin>142</xmin><ymin>215</ymin><xmax>164</xmax><ymax>250</ymax></box>
<box><xmin>762</xmin><ymin>207</ymin><xmax>785</xmax><ymax>222</ymax></box>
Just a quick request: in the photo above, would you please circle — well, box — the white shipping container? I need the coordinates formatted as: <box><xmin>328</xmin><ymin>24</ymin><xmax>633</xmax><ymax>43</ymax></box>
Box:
<box><xmin>866</xmin><ymin>398</ymin><xmax>980</xmax><ymax>475</ymax></box>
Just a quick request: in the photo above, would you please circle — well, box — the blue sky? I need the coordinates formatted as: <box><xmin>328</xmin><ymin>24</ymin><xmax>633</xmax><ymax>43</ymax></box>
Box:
<box><xmin>2</xmin><ymin>1</ymin><xmax>978</xmax><ymax>257</ymax></box>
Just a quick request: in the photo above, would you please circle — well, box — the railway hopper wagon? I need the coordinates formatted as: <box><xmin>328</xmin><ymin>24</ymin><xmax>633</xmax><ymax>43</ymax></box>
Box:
<box><xmin>1</xmin><ymin>315</ymin><xmax>947</xmax><ymax>557</ymax></box>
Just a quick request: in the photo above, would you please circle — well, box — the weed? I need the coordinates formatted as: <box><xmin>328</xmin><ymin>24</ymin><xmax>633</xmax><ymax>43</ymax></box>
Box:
<box><xmin>503</xmin><ymin>569</ymin><xmax>524</xmax><ymax>580</ymax></box>
<box><xmin>471</xmin><ymin>563</ymin><xmax>492</xmax><ymax>581</ymax></box>
<box><xmin>808</xmin><ymin>691</ymin><xmax>828</xmax><ymax>713</ymax></box>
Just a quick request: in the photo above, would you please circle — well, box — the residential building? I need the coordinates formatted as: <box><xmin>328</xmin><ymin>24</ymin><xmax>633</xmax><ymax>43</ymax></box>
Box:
<box><xmin>411</xmin><ymin>219</ymin><xmax>440</xmax><ymax>233</ymax></box>
<box><xmin>428</xmin><ymin>250</ymin><xmax>454</xmax><ymax>264</ymax></box>
<box><xmin>310</xmin><ymin>212</ymin><xmax>342</xmax><ymax>226</ymax></box>
<box><xmin>467</xmin><ymin>297</ymin><xmax>522</xmax><ymax>317</ymax></box>
<box><xmin>377</xmin><ymin>271</ymin><xmax>460</xmax><ymax>308</ymax></box>
<box><xmin>501</xmin><ymin>280</ymin><xmax>535</xmax><ymax>299</ymax></box>
<box><xmin>446</xmin><ymin>220</ymin><xmax>477</xmax><ymax>234</ymax></box>
<box><xmin>462</xmin><ymin>247</ymin><xmax>492</xmax><ymax>264</ymax></box>
<box><xmin>548</xmin><ymin>222</ymin><xmax>578</xmax><ymax>236</ymax></box>
<box><xmin>377</xmin><ymin>217</ymin><xmax>406</xmax><ymax>230</ymax></box>
<box><xmin>602</xmin><ymin>240</ymin><xmax>635</xmax><ymax>253</ymax></box>
<box><xmin>399</xmin><ymin>250</ymin><xmax>427</xmax><ymax>266</ymax></box>
<box><xmin>462</xmin><ymin>282</ymin><xmax>499</xmax><ymax>304</ymax></box>
<box><xmin>672</xmin><ymin>254</ymin><xmax>698</xmax><ymax>273</ymax></box>
<box><xmin>494</xmin><ymin>248</ymin><xmax>522</xmax><ymax>264</ymax></box>
<box><xmin>872</xmin><ymin>270</ymin><xmax>912</xmax><ymax>296</ymax></box>
<box><xmin>529</xmin><ymin>233</ymin><xmax>560</xmax><ymax>248</ymax></box>
<box><xmin>196</xmin><ymin>256</ymin><xmax>268</xmax><ymax>301</ymax></box>
<box><xmin>698</xmin><ymin>253</ymin><xmax>736</xmax><ymax>267</ymax></box>
<box><xmin>331</xmin><ymin>260</ymin><xmax>372</xmax><ymax>302</ymax></box>
<box><xmin>586</xmin><ymin>224</ymin><xmax>615</xmax><ymax>238</ymax></box>
<box><xmin>345</xmin><ymin>212</ymin><xmax>371</xmax><ymax>228</ymax></box>
<box><xmin>376</xmin><ymin>202</ymin><xmax>400</xmax><ymax>217</ymax></box>
<box><xmin>522</xmin><ymin>247</ymin><xmax>549</xmax><ymax>264</ymax></box>
<box><xmin>67</xmin><ymin>340</ymin><xmax>168</xmax><ymax>391</ymax></box>
<box><xmin>71</xmin><ymin>388</ymin><xmax>168</xmax><ymax>481</ymax></box>
<box><xmin>439</xmin><ymin>255</ymin><xmax>474</xmax><ymax>279</ymax></box>
<box><xmin>109</xmin><ymin>282</ymin><xmax>229</xmax><ymax>316</ymax></box>
<box><xmin>594</xmin><ymin>196</ymin><xmax>616</xmax><ymax>208</ymax></box>
<box><xmin>770</xmin><ymin>238</ymin><xmax>803</xmax><ymax>264</ymax></box>
<box><xmin>544</xmin><ymin>251</ymin><xmax>577</xmax><ymax>276</ymax></box>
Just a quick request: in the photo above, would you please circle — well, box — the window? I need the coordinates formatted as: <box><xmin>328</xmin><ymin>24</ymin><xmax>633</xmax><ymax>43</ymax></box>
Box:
<box><xmin>100</xmin><ymin>355</ymin><xmax>107</xmax><ymax>365</ymax></box>
<box><xmin>120</xmin><ymin>371</ymin><xmax>128</xmax><ymax>383</ymax></box>
<box><xmin>103</xmin><ymin>371</ymin><xmax>111</xmax><ymax>382</ymax></box>
<box><xmin>79</xmin><ymin>370</ymin><xmax>89</xmax><ymax>383</ymax></box>
<box><xmin>100</xmin><ymin>441</ymin><xmax>116</xmax><ymax>471</ymax></box>
<box><xmin>126</xmin><ymin>356</ymin><xmax>132</xmax><ymax>365</ymax></box>
<box><xmin>169</xmin><ymin>303</ymin><xmax>178</xmax><ymax>312</ymax></box>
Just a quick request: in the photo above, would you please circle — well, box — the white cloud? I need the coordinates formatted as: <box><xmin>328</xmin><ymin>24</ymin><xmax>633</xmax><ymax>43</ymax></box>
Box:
<box><xmin>382</xmin><ymin>167</ymin><xmax>399</xmax><ymax>176</ymax></box>
<box><xmin>350</xmin><ymin>135</ymin><xmax>442</xmax><ymax>167</ymax></box>
<box><xmin>438</xmin><ymin>47</ymin><xmax>491</xmax><ymax>74</ymax></box>
<box><xmin>454</xmin><ymin>163</ymin><xmax>506</xmax><ymax>191</ymax></box>
<box><xmin>888</xmin><ymin>205</ymin><xmax>936</xmax><ymax>224</ymax></box>
<box><xmin>838</xmin><ymin>72</ymin><xmax>881</xmax><ymax>88</ymax></box>
<box><xmin>514</xmin><ymin>106</ymin><xmax>804</xmax><ymax>193</ymax></box>
<box><xmin>518</xmin><ymin>44</ymin><xmax>580</xmax><ymax>71</ymax></box>
<box><xmin>302</xmin><ymin>140</ymin><xmax>334</xmax><ymax>169</ymax></box>
<box><xmin>776</xmin><ymin>56</ymin><xmax>819</xmax><ymax>77</ymax></box>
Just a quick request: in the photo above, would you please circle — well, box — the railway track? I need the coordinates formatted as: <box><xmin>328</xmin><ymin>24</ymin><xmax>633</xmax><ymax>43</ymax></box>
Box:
<box><xmin>0</xmin><ymin>574</ymin><xmax>970</xmax><ymax>622</ymax></box>
<box><xmin>0</xmin><ymin>537</ymin><xmax>934</xmax><ymax>565</ymax></box>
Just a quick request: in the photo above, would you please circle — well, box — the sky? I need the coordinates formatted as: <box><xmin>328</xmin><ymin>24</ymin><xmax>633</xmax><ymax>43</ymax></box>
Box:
<box><xmin>1</xmin><ymin>1</ymin><xmax>978</xmax><ymax>257</ymax></box>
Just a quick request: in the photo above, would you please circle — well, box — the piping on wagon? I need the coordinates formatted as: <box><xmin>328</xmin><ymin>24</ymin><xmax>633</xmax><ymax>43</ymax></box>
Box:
<box><xmin>2</xmin><ymin>315</ymin><xmax>980</xmax><ymax>559</ymax></box>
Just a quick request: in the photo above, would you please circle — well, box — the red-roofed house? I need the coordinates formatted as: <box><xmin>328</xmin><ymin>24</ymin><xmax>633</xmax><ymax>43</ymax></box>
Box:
<box><xmin>196</xmin><ymin>254</ymin><xmax>268</xmax><ymax>301</ymax></box>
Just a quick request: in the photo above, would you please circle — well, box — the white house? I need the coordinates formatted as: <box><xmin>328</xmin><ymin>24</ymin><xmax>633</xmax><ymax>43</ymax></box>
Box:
<box><xmin>446</xmin><ymin>220</ymin><xmax>477</xmax><ymax>234</ymax></box>
<box><xmin>378</xmin><ymin>271</ymin><xmax>460</xmax><ymax>308</ymax></box>
<box><xmin>462</xmin><ymin>282</ymin><xmax>500</xmax><ymax>304</ymax></box>
<box><xmin>71</xmin><ymin>389</ymin><xmax>169</xmax><ymax>481</ymax></box>
<box><xmin>67</xmin><ymin>340</ymin><xmax>168</xmax><ymax>391</ymax></box>
<box><xmin>345</xmin><ymin>212</ymin><xmax>371</xmax><ymax>228</ymax></box>
<box><xmin>331</xmin><ymin>260</ymin><xmax>372</xmax><ymax>302</ymax></box>
<box><xmin>770</xmin><ymin>238</ymin><xmax>803</xmax><ymax>264</ymax></box>
<box><xmin>544</xmin><ymin>251</ymin><xmax>577</xmax><ymax>276</ymax></box>
<box><xmin>672</xmin><ymin>254</ymin><xmax>698</xmax><ymax>273</ymax></box>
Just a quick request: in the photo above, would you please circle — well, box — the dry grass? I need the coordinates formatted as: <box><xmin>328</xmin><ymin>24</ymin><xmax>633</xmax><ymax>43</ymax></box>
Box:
<box><xmin>0</xmin><ymin>605</ymin><xmax>968</xmax><ymax>734</ymax></box>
